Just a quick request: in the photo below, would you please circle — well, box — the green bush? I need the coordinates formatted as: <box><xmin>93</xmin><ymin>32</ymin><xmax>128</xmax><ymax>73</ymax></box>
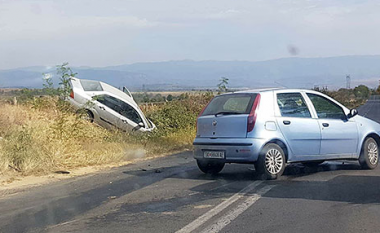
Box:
<box><xmin>147</xmin><ymin>93</ymin><xmax>213</xmax><ymax>136</ymax></box>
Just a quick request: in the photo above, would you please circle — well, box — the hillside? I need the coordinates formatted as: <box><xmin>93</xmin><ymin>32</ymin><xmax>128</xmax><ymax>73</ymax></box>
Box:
<box><xmin>1</xmin><ymin>55</ymin><xmax>380</xmax><ymax>90</ymax></box>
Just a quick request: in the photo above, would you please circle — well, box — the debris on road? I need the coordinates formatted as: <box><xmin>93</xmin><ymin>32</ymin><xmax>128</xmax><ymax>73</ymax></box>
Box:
<box><xmin>55</xmin><ymin>171</ymin><xmax>70</xmax><ymax>174</ymax></box>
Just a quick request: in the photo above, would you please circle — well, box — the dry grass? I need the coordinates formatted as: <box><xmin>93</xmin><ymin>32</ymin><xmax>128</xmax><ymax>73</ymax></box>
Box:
<box><xmin>0</xmin><ymin>94</ymin><xmax>208</xmax><ymax>178</ymax></box>
<box><xmin>139</xmin><ymin>127</ymin><xmax>196</xmax><ymax>154</ymax></box>
<box><xmin>0</xmin><ymin>98</ymin><xmax>143</xmax><ymax>176</ymax></box>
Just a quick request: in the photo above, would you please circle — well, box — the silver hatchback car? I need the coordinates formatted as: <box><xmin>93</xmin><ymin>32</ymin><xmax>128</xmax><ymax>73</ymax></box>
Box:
<box><xmin>193</xmin><ymin>89</ymin><xmax>380</xmax><ymax>179</ymax></box>
<box><xmin>68</xmin><ymin>77</ymin><xmax>155</xmax><ymax>133</ymax></box>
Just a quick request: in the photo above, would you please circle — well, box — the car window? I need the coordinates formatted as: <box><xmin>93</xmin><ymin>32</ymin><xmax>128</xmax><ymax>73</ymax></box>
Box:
<box><xmin>95</xmin><ymin>95</ymin><xmax>142</xmax><ymax>124</ymax></box>
<box><xmin>80</xmin><ymin>80</ymin><xmax>103</xmax><ymax>91</ymax></box>
<box><xmin>202</xmin><ymin>94</ymin><xmax>257</xmax><ymax>116</ymax></box>
<box><xmin>277</xmin><ymin>93</ymin><xmax>311</xmax><ymax>118</ymax></box>
<box><xmin>307</xmin><ymin>93</ymin><xmax>346</xmax><ymax>120</ymax></box>
<box><xmin>95</xmin><ymin>95</ymin><xmax>122</xmax><ymax>112</ymax></box>
<box><xmin>119</xmin><ymin>102</ymin><xmax>142</xmax><ymax>124</ymax></box>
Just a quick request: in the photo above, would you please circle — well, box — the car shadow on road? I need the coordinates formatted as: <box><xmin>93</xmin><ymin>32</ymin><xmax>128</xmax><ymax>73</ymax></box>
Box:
<box><xmin>121</xmin><ymin>158</ymin><xmax>365</xmax><ymax>184</ymax></box>
<box><xmin>164</xmin><ymin>161</ymin><xmax>363</xmax><ymax>182</ymax></box>
<box><xmin>282</xmin><ymin>161</ymin><xmax>362</xmax><ymax>178</ymax></box>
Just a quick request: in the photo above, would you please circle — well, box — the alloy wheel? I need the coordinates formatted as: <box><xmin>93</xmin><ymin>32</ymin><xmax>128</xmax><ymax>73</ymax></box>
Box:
<box><xmin>368</xmin><ymin>142</ymin><xmax>379</xmax><ymax>165</ymax></box>
<box><xmin>265</xmin><ymin>148</ymin><xmax>284</xmax><ymax>175</ymax></box>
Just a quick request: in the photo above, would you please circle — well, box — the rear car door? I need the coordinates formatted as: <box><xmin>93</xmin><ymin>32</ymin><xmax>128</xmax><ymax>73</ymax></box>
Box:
<box><xmin>275</xmin><ymin>92</ymin><xmax>321</xmax><ymax>157</ymax></box>
<box><xmin>93</xmin><ymin>95</ymin><xmax>123</xmax><ymax>129</ymax></box>
<box><xmin>306</xmin><ymin>93</ymin><xmax>358</xmax><ymax>156</ymax></box>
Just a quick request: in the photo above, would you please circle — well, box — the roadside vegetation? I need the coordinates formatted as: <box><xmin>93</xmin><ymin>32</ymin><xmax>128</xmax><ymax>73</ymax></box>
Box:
<box><xmin>314</xmin><ymin>84</ymin><xmax>374</xmax><ymax>109</ymax></box>
<box><xmin>0</xmin><ymin>65</ymin><xmax>378</xmax><ymax>178</ymax></box>
<box><xmin>0</xmin><ymin>93</ymin><xmax>212</xmax><ymax>176</ymax></box>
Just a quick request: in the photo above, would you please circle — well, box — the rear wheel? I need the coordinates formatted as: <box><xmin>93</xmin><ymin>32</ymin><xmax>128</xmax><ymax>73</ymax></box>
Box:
<box><xmin>359</xmin><ymin>137</ymin><xmax>379</xmax><ymax>169</ymax></box>
<box><xmin>80</xmin><ymin>110</ymin><xmax>94</xmax><ymax>123</ymax></box>
<box><xmin>196</xmin><ymin>160</ymin><xmax>225</xmax><ymax>175</ymax></box>
<box><xmin>255</xmin><ymin>143</ymin><xmax>286</xmax><ymax>180</ymax></box>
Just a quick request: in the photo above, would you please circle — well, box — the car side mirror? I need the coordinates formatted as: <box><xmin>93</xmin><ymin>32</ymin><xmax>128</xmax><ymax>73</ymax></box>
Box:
<box><xmin>348</xmin><ymin>109</ymin><xmax>358</xmax><ymax>118</ymax></box>
<box><xmin>138</xmin><ymin>122</ymin><xmax>145</xmax><ymax>128</ymax></box>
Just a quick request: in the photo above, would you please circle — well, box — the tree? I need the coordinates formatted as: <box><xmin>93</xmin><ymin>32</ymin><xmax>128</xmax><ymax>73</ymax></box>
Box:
<box><xmin>167</xmin><ymin>94</ymin><xmax>173</xmax><ymax>101</ymax></box>
<box><xmin>377</xmin><ymin>85</ymin><xmax>380</xmax><ymax>95</ymax></box>
<box><xmin>56</xmin><ymin>62</ymin><xmax>77</xmax><ymax>98</ymax></box>
<box><xmin>142</xmin><ymin>92</ymin><xmax>150</xmax><ymax>102</ymax></box>
<box><xmin>217</xmin><ymin>77</ymin><xmax>229</xmax><ymax>94</ymax></box>
<box><xmin>353</xmin><ymin>85</ymin><xmax>370</xmax><ymax>99</ymax></box>
<box><xmin>42</xmin><ymin>73</ymin><xmax>55</xmax><ymax>96</ymax></box>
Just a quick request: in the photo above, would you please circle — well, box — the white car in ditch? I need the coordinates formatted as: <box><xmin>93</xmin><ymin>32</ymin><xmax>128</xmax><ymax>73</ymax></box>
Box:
<box><xmin>68</xmin><ymin>77</ymin><xmax>155</xmax><ymax>132</ymax></box>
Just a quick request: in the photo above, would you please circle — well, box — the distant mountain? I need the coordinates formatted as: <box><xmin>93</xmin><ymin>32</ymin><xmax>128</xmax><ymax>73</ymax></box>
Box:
<box><xmin>1</xmin><ymin>55</ymin><xmax>380</xmax><ymax>90</ymax></box>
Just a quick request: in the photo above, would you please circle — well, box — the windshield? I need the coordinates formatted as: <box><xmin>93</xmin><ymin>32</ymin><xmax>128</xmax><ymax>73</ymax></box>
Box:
<box><xmin>202</xmin><ymin>94</ymin><xmax>257</xmax><ymax>116</ymax></box>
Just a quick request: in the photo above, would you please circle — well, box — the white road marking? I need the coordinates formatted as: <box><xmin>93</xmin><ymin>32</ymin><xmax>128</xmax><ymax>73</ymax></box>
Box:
<box><xmin>176</xmin><ymin>181</ymin><xmax>263</xmax><ymax>233</ymax></box>
<box><xmin>200</xmin><ymin>185</ymin><xmax>275</xmax><ymax>233</ymax></box>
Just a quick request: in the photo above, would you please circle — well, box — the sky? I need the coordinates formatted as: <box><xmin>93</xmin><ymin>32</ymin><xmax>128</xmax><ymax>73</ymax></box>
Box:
<box><xmin>1</xmin><ymin>0</ymin><xmax>380</xmax><ymax>70</ymax></box>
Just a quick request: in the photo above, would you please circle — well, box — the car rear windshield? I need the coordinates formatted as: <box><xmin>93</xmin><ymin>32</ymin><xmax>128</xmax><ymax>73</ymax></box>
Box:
<box><xmin>201</xmin><ymin>93</ymin><xmax>257</xmax><ymax>116</ymax></box>
<box><xmin>80</xmin><ymin>80</ymin><xmax>103</xmax><ymax>91</ymax></box>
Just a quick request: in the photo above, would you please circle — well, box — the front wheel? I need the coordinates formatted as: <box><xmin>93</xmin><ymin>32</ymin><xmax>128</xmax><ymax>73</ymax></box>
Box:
<box><xmin>196</xmin><ymin>160</ymin><xmax>225</xmax><ymax>175</ymax></box>
<box><xmin>255</xmin><ymin>143</ymin><xmax>286</xmax><ymax>180</ymax></box>
<box><xmin>359</xmin><ymin>137</ymin><xmax>379</xmax><ymax>169</ymax></box>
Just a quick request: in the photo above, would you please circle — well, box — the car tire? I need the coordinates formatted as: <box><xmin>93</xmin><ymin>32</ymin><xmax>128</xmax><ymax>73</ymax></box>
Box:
<box><xmin>196</xmin><ymin>160</ymin><xmax>225</xmax><ymax>175</ymax></box>
<box><xmin>255</xmin><ymin>143</ymin><xmax>286</xmax><ymax>180</ymax></box>
<box><xmin>83</xmin><ymin>110</ymin><xmax>94</xmax><ymax>123</ymax></box>
<box><xmin>302</xmin><ymin>161</ymin><xmax>324</xmax><ymax>167</ymax></box>
<box><xmin>359</xmin><ymin>137</ymin><xmax>379</xmax><ymax>170</ymax></box>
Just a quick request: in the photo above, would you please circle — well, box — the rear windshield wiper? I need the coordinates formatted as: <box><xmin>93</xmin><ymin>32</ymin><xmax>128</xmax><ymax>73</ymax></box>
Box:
<box><xmin>214</xmin><ymin>111</ymin><xmax>240</xmax><ymax>116</ymax></box>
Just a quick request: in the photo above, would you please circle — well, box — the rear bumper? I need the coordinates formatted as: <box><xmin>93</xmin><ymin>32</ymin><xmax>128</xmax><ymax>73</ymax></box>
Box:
<box><xmin>193</xmin><ymin>137</ymin><xmax>267</xmax><ymax>163</ymax></box>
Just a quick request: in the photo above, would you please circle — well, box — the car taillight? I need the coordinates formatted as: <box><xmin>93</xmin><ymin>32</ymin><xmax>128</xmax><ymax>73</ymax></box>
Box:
<box><xmin>247</xmin><ymin>94</ymin><xmax>261</xmax><ymax>132</ymax></box>
<box><xmin>70</xmin><ymin>90</ymin><xmax>74</xmax><ymax>99</ymax></box>
<box><xmin>196</xmin><ymin>97</ymin><xmax>214</xmax><ymax>129</ymax></box>
<box><xmin>198</xmin><ymin>104</ymin><xmax>208</xmax><ymax>118</ymax></box>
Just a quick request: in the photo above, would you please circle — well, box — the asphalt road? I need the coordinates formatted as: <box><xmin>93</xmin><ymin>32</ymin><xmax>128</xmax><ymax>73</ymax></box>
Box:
<box><xmin>1</xmin><ymin>99</ymin><xmax>380</xmax><ymax>233</ymax></box>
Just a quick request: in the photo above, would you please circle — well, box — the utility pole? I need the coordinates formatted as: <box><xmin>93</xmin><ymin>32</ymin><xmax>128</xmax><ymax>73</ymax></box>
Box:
<box><xmin>346</xmin><ymin>75</ymin><xmax>351</xmax><ymax>89</ymax></box>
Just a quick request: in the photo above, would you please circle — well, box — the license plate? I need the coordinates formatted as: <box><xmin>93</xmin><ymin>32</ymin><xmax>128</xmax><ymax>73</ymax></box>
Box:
<box><xmin>203</xmin><ymin>151</ymin><xmax>225</xmax><ymax>159</ymax></box>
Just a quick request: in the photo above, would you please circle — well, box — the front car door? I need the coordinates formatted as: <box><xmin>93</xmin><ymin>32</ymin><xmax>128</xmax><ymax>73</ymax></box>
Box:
<box><xmin>306</xmin><ymin>93</ymin><xmax>359</xmax><ymax>157</ymax></box>
<box><xmin>275</xmin><ymin>91</ymin><xmax>321</xmax><ymax>160</ymax></box>
<box><xmin>117</xmin><ymin>100</ymin><xmax>145</xmax><ymax>132</ymax></box>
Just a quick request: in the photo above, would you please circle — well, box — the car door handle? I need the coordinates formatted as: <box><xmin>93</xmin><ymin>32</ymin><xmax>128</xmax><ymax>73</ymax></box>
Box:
<box><xmin>322</xmin><ymin>123</ymin><xmax>329</xmax><ymax>127</ymax></box>
<box><xmin>283</xmin><ymin>120</ymin><xmax>291</xmax><ymax>125</ymax></box>
<box><xmin>99</xmin><ymin>106</ymin><xmax>105</xmax><ymax>110</ymax></box>
<box><xmin>122</xmin><ymin>119</ymin><xmax>128</xmax><ymax>124</ymax></box>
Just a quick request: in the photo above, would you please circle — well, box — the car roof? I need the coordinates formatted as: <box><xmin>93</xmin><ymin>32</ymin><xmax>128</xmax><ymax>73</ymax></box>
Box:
<box><xmin>233</xmin><ymin>88</ymin><xmax>321</xmax><ymax>94</ymax></box>
<box><xmin>233</xmin><ymin>88</ymin><xmax>283</xmax><ymax>93</ymax></box>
